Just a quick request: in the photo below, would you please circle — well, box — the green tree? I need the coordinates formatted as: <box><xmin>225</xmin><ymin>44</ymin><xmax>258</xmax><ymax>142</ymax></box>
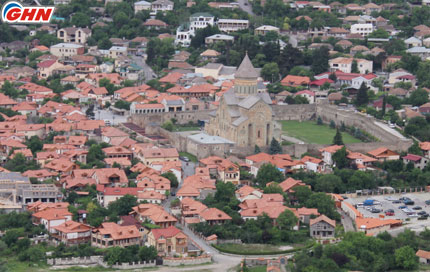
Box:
<box><xmin>261</xmin><ymin>62</ymin><xmax>279</xmax><ymax>82</ymax></box>
<box><xmin>276</xmin><ymin>209</ymin><xmax>298</xmax><ymax>230</ymax></box>
<box><xmin>71</xmin><ymin>12</ymin><xmax>91</xmax><ymax>27</ymax></box>
<box><xmin>107</xmin><ymin>194</ymin><xmax>138</xmax><ymax>216</ymax></box>
<box><xmin>254</xmin><ymin>145</ymin><xmax>261</xmax><ymax>154</ymax></box>
<box><xmin>263</xmin><ymin>183</ymin><xmax>284</xmax><ymax>194</ymax></box>
<box><xmin>161</xmin><ymin>172</ymin><xmax>178</xmax><ymax>188</ymax></box>
<box><xmin>1</xmin><ymin>80</ymin><xmax>19</xmax><ymax>98</ymax></box>
<box><xmin>395</xmin><ymin>246</ymin><xmax>418</xmax><ymax>270</ymax></box>
<box><xmin>98</xmin><ymin>38</ymin><xmax>112</xmax><ymax>50</ymax></box>
<box><xmin>293</xmin><ymin>186</ymin><xmax>312</xmax><ymax>204</ymax></box>
<box><xmin>4</xmin><ymin>153</ymin><xmax>39</xmax><ymax>173</ymax></box>
<box><xmin>356</xmin><ymin>82</ymin><xmax>369</xmax><ymax>106</ymax></box>
<box><xmin>351</xmin><ymin>60</ymin><xmax>359</xmax><ymax>73</ymax></box>
<box><xmin>114</xmin><ymin>100</ymin><xmax>131</xmax><ymax>110</ymax></box>
<box><xmin>26</xmin><ymin>136</ymin><xmax>43</xmax><ymax>154</ymax></box>
<box><xmin>269</xmin><ymin>138</ymin><xmax>282</xmax><ymax>154</ymax></box>
<box><xmin>408</xmin><ymin>88</ymin><xmax>429</xmax><ymax>106</ymax></box>
<box><xmin>332</xmin><ymin>128</ymin><xmax>344</xmax><ymax>145</ymax></box>
<box><xmin>256</xmin><ymin>163</ymin><xmax>284</xmax><ymax>187</ymax></box>
<box><xmin>332</xmin><ymin>146</ymin><xmax>348</xmax><ymax>169</ymax></box>
<box><xmin>161</xmin><ymin>120</ymin><xmax>174</xmax><ymax>131</ymax></box>
<box><xmin>305</xmin><ymin>192</ymin><xmax>339</xmax><ymax>220</ymax></box>
<box><xmin>138</xmin><ymin>246</ymin><xmax>157</xmax><ymax>261</ymax></box>
<box><xmin>311</xmin><ymin>46</ymin><xmax>329</xmax><ymax>74</ymax></box>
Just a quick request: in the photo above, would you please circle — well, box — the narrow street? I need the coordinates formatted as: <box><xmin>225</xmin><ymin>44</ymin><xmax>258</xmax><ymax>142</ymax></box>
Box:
<box><xmin>235</xmin><ymin>0</ymin><xmax>254</xmax><ymax>15</ymax></box>
<box><xmin>131</xmin><ymin>55</ymin><xmax>157</xmax><ymax>82</ymax></box>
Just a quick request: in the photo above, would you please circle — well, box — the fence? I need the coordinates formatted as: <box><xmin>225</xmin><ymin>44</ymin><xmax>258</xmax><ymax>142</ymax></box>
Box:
<box><xmin>163</xmin><ymin>255</ymin><xmax>212</xmax><ymax>266</ymax></box>
<box><xmin>112</xmin><ymin>260</ymin><xmax>157</xmax><ymax>269</ymax></box>
<box><xmin>47</xmin><ymin>256</ymin><xmax>104</xmax><ymax>266</ymax></box>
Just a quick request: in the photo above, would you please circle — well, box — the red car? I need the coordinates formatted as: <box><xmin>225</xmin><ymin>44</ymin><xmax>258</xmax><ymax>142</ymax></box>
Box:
<box><xmin>385</xmin><ymin>209</ymin><xmax>395</xmax><ymax>216</ymax></box>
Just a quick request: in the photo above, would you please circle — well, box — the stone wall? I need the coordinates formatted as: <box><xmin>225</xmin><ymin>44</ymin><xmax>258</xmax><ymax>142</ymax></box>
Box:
<box><xmin>47</xmin><ymin>256</ymin><xmax>104</xmax><ymax>266</ymax></box>
<box><xmin>112</xmin><ymin>260</ymin><xmax>157</xmax><ymax>269</ymax></box>
<box><xmin>316</xmin><ymin>105</ymin><xmax>409</xmax><ymax>143</ymax></box>
<box><xmin>163</xmin><ymin>255</ymin><xmax>212</xmax><ymax>266</ymax></box>
<box><xmin>130</xmin><ymin>109</ymin><xmax>214</xmax><ymax>127</ymax></box>
<box><xmin>283</xmin><ymin>141</ymin><xmax>413</xmax><ymax>158</ymax></box>
<box><xmin>131</xmin><ymin>104</ymin><xmax>413</xmax><ymax>158</ymax></box>
<box><xmin>272</xmin><ymin>104</ymin><xmax>316</xmax><ymax>121</ymax></box>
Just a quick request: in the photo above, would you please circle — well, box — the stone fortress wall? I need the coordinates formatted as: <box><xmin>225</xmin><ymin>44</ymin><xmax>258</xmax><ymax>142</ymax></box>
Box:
<box><xmin>130</xmin><ymin>103</ymin><xmax>413</xmax><ymax>158</ymax></box>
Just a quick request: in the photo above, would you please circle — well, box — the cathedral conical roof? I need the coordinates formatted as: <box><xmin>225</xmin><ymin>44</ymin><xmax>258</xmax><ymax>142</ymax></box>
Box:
<box><xmin>235</xmin><ymin>53</ymin><xmax>259</xmax><ymax>79</ymax></box>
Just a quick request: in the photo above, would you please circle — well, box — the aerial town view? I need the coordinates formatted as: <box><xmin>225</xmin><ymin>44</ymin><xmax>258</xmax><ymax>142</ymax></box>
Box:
<box><xmin>4</xmin><ymin>0</ymin><xmax>430</xmax><ymax>271</ymax></box>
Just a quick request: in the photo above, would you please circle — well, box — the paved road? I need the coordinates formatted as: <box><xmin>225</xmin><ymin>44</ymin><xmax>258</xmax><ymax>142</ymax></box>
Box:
<box><xmin>131</xmin><ymin>55</ymin><xmax>157</xmax><ymax>83</ymax></box>
<box><xmin>182</xmin><ymin>161</ymin><xmax>197</xmax><ymax>179</ymax></box>
<box><xmin>339</xmin><ymin>210</ymin><xmax>355</xmax><ymax>232</ymax></box>
<box><xmin>235</xmin><ymin>0</ymin><xmax>254</xmax><ymax>15</ymax></box>
<box><xmin>281</xmin><ymin>134</ymin><xmax>304</xmax><ymax>144</ymax></box>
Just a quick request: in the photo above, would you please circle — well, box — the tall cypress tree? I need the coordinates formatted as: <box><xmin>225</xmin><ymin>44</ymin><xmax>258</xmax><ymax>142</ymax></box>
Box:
<box><xmin>356</xmin><ymin>82</ymin><xmax>369</xmax><ymax>106</ymax></box>
<box><xmin>332</xmin><ymin>128</ymin><xmax>344</xmax><ymax>145</ymax></box>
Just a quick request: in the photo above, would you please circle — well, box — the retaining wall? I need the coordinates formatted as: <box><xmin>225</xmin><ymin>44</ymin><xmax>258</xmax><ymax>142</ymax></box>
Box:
<box><xmin>47</xmin><ymin>256</ymin><xmax>104</xmax><ymax>266</ymax></box>
<box><xmin>112</xmin><ymin>260</ymin><xmax>157</xmax><ymax>269</ymax></box>
<box><xmin>163</xmin><ymin>255</ymin><xmax>212</xmax><ymax>266</ymax></box>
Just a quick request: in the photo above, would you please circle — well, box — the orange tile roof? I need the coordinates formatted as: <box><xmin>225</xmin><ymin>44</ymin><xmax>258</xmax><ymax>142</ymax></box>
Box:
<box><xmin>319</xmin><ymin>145</ymin><xmax>344</xmax><ymax>153</ymax></box>
<box><xmin>53</xmin><ymin>220</ymin><xmax>91</xmax><ymax>233</ymax></box>
<box><xmin>137</xmin><ymin>190</ymin><xmax>166</xmax><ymax>201</ymax></box>
<box><xmin>32</xmin><ymin>207</ymin><xmax>72</xmax><ymax>221</ymax></box>
<box><xmin>281</xmin><ymin>75</ymin><xmax>310</xmax><ymax>86</ymax></box>
<box><xmin>235</xmin><ymin>185</ymin><xmax>261</xmax><ymax>198</ymax></box>
<box><xmin>44</xmin><ymin>158</ymin><xmax>76</xmax><ymax>172</ymax></box>
<box><xmin>347</xmin><ymin>152</ymin><xmax>377</xmax><ymax>163</ymax></box>
<box><xmin>177</xmin><ymin>184</ymin><xmax>200</xmax><ymax>197</ymax></box>
<box><xmin>132</xmin><ymin>204</ymin><xmax>177</xmax><ymax>224</ymax></box>
<box><xmin>151</xmin><ymin>226</ymin><xmax>184</xmax><ymax>240</ymax></box>
<box><xmin>200</xmin><ymin>208</ymin><xmax>232</xmax><ymax>221</ymax></box>
<box><xmin>104</xmin><ymin>157</ymin><xmax>131</xmax><ymax>167</ymax></box>
<box><xmin>416</xmin><ymin>250</ymin><xmax>430</xmax><ymax>259</ymax></box>
<box><xmin>27</xmin><ymin>202</ymin><xmax>69</xmax><ymax>212</ymax></box>
<box><xmin>159</xmin><ymin>72</ymin><xmax>184</xmax><ymax>84</ymax></box>
<box><xmin>301</xmin><ymin>155</ymin><xmax>322</xmax><ymax>164</ymax></box>
<box><xmin>64</xmin><ymin>177</ymin><xmax>96</xmax><ymax>189</ymax></box>
<box><xmin>96</xmin><ymin>222</ymin><xmax>140</xmax><ymax>240</ymax></box>
<box><xmin>310</xmin><ymin>215</ymin><xmax>335</xmax><ymax>227</ymax></box>
<box><xmin>68</xmin><ymin>135</ymin><xmax>87</xmax><ymax>146</ymax></box>
<box><xmin>355</xmin><ymin>217</ymin><xmax>402</xmax><ymax>230</ymax></box>
<box><xmin>278</xmin><ymin>177</ymin><xmax>306</xmax><ymax>192</ymax></box>
<box><xmin>420</xmin><ymin>142</ymin><xmax>430</xmax><ymax>151</ymax></box>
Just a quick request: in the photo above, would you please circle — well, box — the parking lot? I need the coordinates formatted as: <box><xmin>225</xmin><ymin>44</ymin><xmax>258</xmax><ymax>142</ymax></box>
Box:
<box><xmin>345</xmin><ymin>192</ymin><xmax>430</xmax><ymax>230</ymax></box>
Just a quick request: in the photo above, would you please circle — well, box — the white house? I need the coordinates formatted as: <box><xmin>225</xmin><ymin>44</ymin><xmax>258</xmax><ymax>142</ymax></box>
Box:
<box><xmin>350</xmin><ymin>23</ymin><xmax>374</xmax><ymax>37</ymax></box>
<box><xmin>329</xmin><ymin>57</ymin><xmax>373</xmax><ymax>74</ymax></box>
<box><xmin>404</xmin><ymin>37</ymin><xmax>422</xmax><ymax>48</ymax></box>
<box><xmin>175</xmin><ymin>13</ymin><xmax>215</xmax><ymax>46</ymax></box>
<box><xmin>217</xmin><ymin>19</ymin><xmax>249</xmax><ymax>33</ymax></box>
<box><xmin>134</xmin><ymin>0</ymin><xmax>151</xmax><ymax>13</ymax></box>
<box><xmin>151</xmin><ymin>0</ymin><xmax>174</xmax><ymax>14</ymax></box>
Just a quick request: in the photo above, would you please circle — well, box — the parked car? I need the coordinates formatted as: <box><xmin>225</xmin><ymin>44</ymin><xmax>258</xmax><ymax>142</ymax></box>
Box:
<box><xmin>400</xmin><ymin>197</ymin><xmax>411</xmax><ymax>201</ymax></box>
<box><xmin>398</xmin><ymin>205</ymin><xmax>407</xmax><ymax>209</ymax></box>
<box><xmin>418</xmin><ymin>211</ymin><xmax>428</xmax><ymax>216</ymax></box>
<box><xmin>385</xmin><ymin>209</ymin><xmax>395</xmax><ymax>216</ymax></box>
<box><xmin>413</xmin><ymin>206</ymin><xmax>422</xmax><ymax>210</ymax></box>
<box><xmin>404</xmin><ymin>200</ymin><xmax>415</xmax><ymax>205</ymax></box>
<box><xmin>392</xmin><ymin>200</ymin><xmax>402</xmax><ymax>204</ymax></box>
<box><xmin>371</xmin><ymin>208</ymin><xmax>381</xmax><ymax>213</ymax></box>
<box><xmin>425</xmin><ymin>200</ymin><xmax>430</xmax><ymax>205</ymax></box>
<box><xmin>179</xmin><ymin>156</ymin><xmax>190</xmax><ymax>162</ymax></box>
<box><xmin>408</xmin><ymin>213</ymin><xmax>418</xmax><ymax>218</ymax></box>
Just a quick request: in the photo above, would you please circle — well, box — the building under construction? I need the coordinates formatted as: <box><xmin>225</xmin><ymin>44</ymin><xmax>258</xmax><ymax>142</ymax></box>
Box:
<box><xmin>0</xmin><ymin>172</ymin><xmax>60</xmax><ymax>212</ymax></box>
